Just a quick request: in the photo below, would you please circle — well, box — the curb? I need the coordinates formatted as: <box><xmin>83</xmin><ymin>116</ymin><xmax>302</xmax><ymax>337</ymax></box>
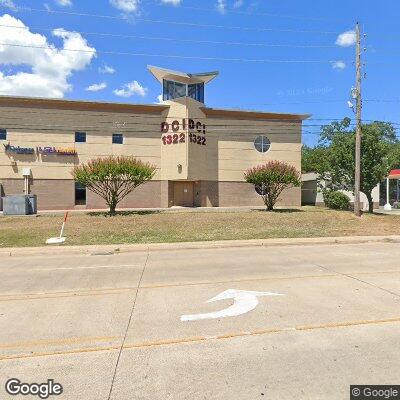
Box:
<box><xmin>1</xmin><ymin>235</ymin><xmax>400</xmax><ymax>257</ymax></box>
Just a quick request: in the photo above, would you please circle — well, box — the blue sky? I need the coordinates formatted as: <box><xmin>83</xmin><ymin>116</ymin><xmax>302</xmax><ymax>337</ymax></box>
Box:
<box><xmin>0</xmin><ymin>0</ymin><xmax>398</xmax><ymax>146</ymax></box>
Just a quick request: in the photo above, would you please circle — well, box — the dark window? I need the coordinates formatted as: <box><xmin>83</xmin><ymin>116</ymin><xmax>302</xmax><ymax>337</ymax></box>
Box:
<box><xmin>163</xmin><ymin>80</ymin><xmax>187</xmax><ymax>101</ymax></box>
<box><xmin>112</xmin><ymin>133</ymin><xmax>123</xmax><ymax>144</ymax></box>
<box><xmin>254</xmin><ymin>136</ymin><xmax>271</xmax><ymax>153</ymax></box>
<box><xmin>75</xmin><ymin>132</ymin><xmax>86</xmax><ymax>143</ymax></box>
<box><xmin>75</xmin><ymin>182</ymin><xmax>86</xmax><ymax>205</ymax></box>
<box><xmin>188</xmin><ymin>83</ymin><xmax>204</xmax><ymax>103</ymax></box>
<box><xmin>255</xmin><ymin>184</ymin><xmax>267</xmax><ymax>196</ymax></box>
<box><xmin>0</xmin><ymin>129</ymin><xmax>6</xmax><ymax>140</ymax></box>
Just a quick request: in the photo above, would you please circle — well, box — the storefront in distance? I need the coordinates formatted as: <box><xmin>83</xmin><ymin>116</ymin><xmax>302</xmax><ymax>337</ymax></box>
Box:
<box><xmin>0</xmin><ymin>65</ymin><xmax>310</xmax><ymax>210</ymax></box>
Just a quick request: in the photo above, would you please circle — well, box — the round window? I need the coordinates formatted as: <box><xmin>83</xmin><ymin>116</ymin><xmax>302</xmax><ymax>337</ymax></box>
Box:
<box><xmin>254</xmin><ymin>136</ymin><xmax>271</xmax><ymax>153</ymax></box>
<box><xmin>255</xmin><ymin>184</ymin><xmax>267</xmax><ymax>196</ymax></box>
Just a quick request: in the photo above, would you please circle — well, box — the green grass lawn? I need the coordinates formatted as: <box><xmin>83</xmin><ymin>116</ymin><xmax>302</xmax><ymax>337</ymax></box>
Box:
<box><xmin>0</xmin><ymin>207</ymin><xmax>399</xmax><ymax>247</ymax></box>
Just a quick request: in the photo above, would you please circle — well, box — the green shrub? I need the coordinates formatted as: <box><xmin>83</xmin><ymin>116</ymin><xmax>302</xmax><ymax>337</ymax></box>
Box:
<box><xmin>72</xmin><ymin>156</ymin><xmax>155</xmax><ymax>216</ymax></box>
<box><xmin>244</xmin><ymin>161</ymin><xmax>301</xmax><ymax>211</ymax></box>
<box><xmin>323</xmin><ymin>190</ymin><xmax>350</xmax><ymax>210</ymax></box>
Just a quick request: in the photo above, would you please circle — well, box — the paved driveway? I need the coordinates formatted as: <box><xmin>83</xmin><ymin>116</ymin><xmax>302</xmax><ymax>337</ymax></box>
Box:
<box><xmin>1</xmin><ymin>242</ymin><xmax>399</xmax><ymax>399</ymax></box>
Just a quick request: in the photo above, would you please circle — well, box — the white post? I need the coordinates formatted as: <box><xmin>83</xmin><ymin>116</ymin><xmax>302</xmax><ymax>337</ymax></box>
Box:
<box><xmin>384</xmin><ymin>177</ymin><xmax>392</xmax><ymax>211</ymax></box>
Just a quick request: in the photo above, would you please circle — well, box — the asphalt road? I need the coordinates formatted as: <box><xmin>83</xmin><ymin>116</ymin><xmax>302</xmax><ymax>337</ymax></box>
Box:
<box><xmin>1</xmin><ymin>242</ymin><xmax>400</xmax><ymax>399</ymax></box>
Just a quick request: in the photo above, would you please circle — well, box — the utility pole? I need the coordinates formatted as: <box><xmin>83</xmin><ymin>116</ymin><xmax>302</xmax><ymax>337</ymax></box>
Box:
<box><xmin>354</xmin><ymin>22</ymin><xmax>362</xmax><ymax>217</ymax></box>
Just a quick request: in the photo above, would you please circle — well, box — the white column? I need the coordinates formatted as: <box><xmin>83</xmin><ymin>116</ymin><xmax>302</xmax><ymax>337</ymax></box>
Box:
<box><xmin>384</xmin><ymin>177</ymin><xmax>392</xmax><ymax>211</ymax></box>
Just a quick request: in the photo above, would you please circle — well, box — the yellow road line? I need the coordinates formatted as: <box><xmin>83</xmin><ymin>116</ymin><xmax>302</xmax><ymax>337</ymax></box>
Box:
<box><xmin>1</xmin><ymin>269</ymin><xmax>399</xmax><ymax>302</ymax></box>
<box><xmin>140</xmin><ymin>274</ymin><xmax>338</xmax><ymax>289</ymax></box>
<box><xmin>0</xmin><ymin>287</ymin><xmax>138</xmax><ymax>302</ymax></box>
<box><xmin>1</xmin><ymin>316</ymin><xmax>400</xmax><ymax>361</ymax></box>
<box><xmin>140</xmin><ymin>269</ymin><xmax>400</xmax><ymax>289</ymax></box>
<box><xmin>0</xmin><ymin>336</ymin><xmax>119</xmax><ymax>350</ymax></box>
<box><xmin>296</xmin><ymin>317</ymin><xmax>400</xmax><ymax>331</ymax></box>
<box><xmin>353</xmin><ymin>270</ymin><xmax>400</xmax><ymax>276</ymax></box>
<box><xmin>32</xmin><ymin>264</ymin><xmax>142</xmax><ymax>271</ymax></box>
<box><xmin>0</xmin><ymin>345</ymin><xmax>121</xmax><ymax>361</ymax></box>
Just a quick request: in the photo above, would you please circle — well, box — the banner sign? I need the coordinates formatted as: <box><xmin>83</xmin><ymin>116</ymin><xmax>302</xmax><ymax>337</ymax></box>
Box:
<box><xmin>37</xmin><ymin>147</ymin><xmax>77</xmax><ymax>156</ymax></box>
<box><xmin>161</xmin><ymin>119</ymin><xmax>207</xmax><ymax>146</ymax></box>
<box><xmin>161</xmin><ymin>119</ymin><xmax>206</xmax><ymax>134</ymax></box>
<box><xmin>3</xmin><ymin>143</ymin><xmax>35</xmax><ymax>154</ymax></box>
<box><xmin>4</xmin><ymin>143</ymin><xmax>77</xmax><ymax>156</ymax></box>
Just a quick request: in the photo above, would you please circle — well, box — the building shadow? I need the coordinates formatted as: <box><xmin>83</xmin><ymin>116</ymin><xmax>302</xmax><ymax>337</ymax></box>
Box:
<box><xmin>88</xmin><ymin>210</ymin><xmax>162</xmax><ymax>217</ymax></box>
<box><xmin>255</xmin><ymin>208</ymin><xmax>304</xmax><ymax>213</ymax></box>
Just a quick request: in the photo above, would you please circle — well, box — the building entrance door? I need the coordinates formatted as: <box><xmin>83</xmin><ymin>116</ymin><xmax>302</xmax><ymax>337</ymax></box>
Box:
<box><xmin>173</xmin><ymin>181</ymin><xmax>194</xmax><ymax>207</ymax></box>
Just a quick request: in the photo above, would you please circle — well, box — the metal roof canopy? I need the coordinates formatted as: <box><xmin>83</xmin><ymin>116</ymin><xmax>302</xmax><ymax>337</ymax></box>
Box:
<box><xmin>389</xmin><ymin>169</ymin><xmax>400</xmax><ymax>179</ymax></box>
<box><xmin>148</xmin><ymin>65</ymin><xmax>219</xmax><ymax>85</ymax></box>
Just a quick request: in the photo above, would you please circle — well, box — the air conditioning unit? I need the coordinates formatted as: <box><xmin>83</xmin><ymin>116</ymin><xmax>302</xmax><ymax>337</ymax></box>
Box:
<box><xmin>2</xmin><ymin>195</ymin><xmax>37</xmax><ymax>215</ymax></box>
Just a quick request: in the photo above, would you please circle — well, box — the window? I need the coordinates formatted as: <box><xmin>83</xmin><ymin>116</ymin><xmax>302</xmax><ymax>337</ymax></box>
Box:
<box><xmin>254</xmin><ymin>136</ymin><xmax>271</xmax><ymax>153</ymax></box>
<box><xmin>188</xmin><ymin>83</ymin><xmax>204</xmax><ymax>103</ymax></box>
<box><xmin>0</xmin><ymin>129</ymin><xmax>6</xmax><ymax>140</ymax></box>
<box><xmin>163</xmin><ymin>80</ymin><xmax>205</xmax><ymax>103</ymax></box>
<box><xmin>75</xmin><ymin>132</ymin><xmax>86</xmax><ymax>143</ymax></box>
<box><xmin>75</xmin><ymin>182</ymin><xmax>86</xmax><ymax>205</ymax></box>
<box><xmin>112</xmin><ymin>133</ymin><xmax>123</xmax><ymax>144</ymax></box>
<box><xmin>255</xmin><ymin>184</ymin><xmax>267</xmax><ymax>196</ymax></box>
<box><xmin>163</xmin><ymin>80</ymin><xmax>186</xmax><ymax>100</ymax></box>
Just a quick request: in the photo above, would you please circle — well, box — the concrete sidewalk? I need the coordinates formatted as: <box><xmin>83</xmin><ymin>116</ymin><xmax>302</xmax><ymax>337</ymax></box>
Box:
<box><xmin>1</xmin><ymin>235</ymin><xmax>400</xmax><ymax>258</ymax></box>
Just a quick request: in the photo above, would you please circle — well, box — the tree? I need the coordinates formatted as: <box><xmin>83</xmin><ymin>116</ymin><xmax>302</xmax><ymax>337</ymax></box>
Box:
<box><xmin>244</xmin><ymin>161</ymin><xmax>301</xmax><ymax>211</ymax></box>
<box><xmin>302</xmin><ymin>145</ymin><xmax>330</xmax><ymax>173</ymax></box>
<box><xmin>318</xmin><ymin>119</ymin><xmax>399</xmax><ymax>213</ymax></box>
<box><xmin>72</xmin><ymin>156</ymin><xmax>156</xmax><ymax>215</ymax></box>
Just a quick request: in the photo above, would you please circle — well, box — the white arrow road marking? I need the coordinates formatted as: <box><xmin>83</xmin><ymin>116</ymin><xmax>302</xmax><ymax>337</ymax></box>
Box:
<box><xmin>180</xmin><ymin>289</ymin><xmax>285</xmax><ymax>322</ymax></box>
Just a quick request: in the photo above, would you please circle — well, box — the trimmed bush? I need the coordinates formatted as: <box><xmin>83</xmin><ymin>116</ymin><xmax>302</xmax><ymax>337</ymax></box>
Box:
<box><xmin>244</xmin><ymin>161</ymin><xmax>301</xmax><ymax>211</ymax></box>
<box><xmin>72</xmin><ymin>156</ymin><xmax>156</xmax><ymax>215</ymax></box>
<box><xmin>323</xmin><ymin>190</ymin><xmax>350</xmax><ymax>210</ymax></box>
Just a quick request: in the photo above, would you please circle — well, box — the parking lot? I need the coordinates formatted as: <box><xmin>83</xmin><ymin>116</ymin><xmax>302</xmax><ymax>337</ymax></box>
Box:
<box><xmin>1</xmin><ymin>242</ymin><xmax>400</xmax><ymax>399</ymax></box>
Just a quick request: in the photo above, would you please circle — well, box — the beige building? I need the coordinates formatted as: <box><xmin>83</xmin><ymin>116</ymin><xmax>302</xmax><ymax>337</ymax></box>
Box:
<box><xmin>0</xmin><ymin>66</ymin><xmax>309</xmax><ymax>210</ymax></box>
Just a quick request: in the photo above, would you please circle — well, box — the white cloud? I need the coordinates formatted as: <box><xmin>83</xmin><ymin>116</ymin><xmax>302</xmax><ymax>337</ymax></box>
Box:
<box><xmin>99</xmin><ymin>64</ymin><xmax>115</xmax><ymax>74</ymax></box>
<box><xmin>0</xmin><ymin>14</ymin><xmax>96</xmax><ymax>98</ymax></box>
<box><xmin>113</xmin><ymin>81</ymin><xmax>147</xmax><ymax>97</ymax></box>
<box><xmin>335</xmin><ymin>30</ymin><xmax>356</xmax><ymax>47</ymax></box>
<box><xmin>216</xmin><ymin>0</ymin><xmax>226</xmax><ymax>14</ymax></box>
<box><xmin>109</xmin><ymin>0</ymin><xmax>140</xmax><ymax>13</ymax></box>
<box><xmin>156</xmin><ymin>94</ymin><xmax>164</xmax><ymax>103</ymax></box>
<box><xmin>2</xmin><ymin>0</ymin><xmax>17</xmax><ymax>10</ymax></box>
<box><xmin>216</xmin><ymin>0</ymin><xmax>244</xmax><ymax>13</ymax></box>
<box><xmin>332</xmin><ymin>60</ymin><xmax>346</xmax><ymax>70</ymax></box>
<box><xmin>54</xmin><ymin>0</ymin><xmax>72</xmax><ymax>6</ymax></box>
<box><xmin>161</xmin><ymin>0</ymin><xmax>181</xmax><ymax>5</ymax></box>
<box><xmin>86</xmin><ymin>82</ymin><xmax>107</xmax><ymax>92</ymax></box>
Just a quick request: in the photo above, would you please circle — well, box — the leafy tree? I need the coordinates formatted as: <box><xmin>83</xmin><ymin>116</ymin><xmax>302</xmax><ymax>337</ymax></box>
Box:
<box><xmin>72</xmin><ymin>156</ymin><xmax>156</xmax><ymax>215</ymax></box>
<box><xmin>318</xmin><ymin>119</ymin><xmax>399</xmax><ymax>213</ymax></box>
<box><xmin>302</xmin><ymin>145</ymin><xmax>330</xmax><ymax>173</ymax></box>
<box><xmin>244</xmin><ymin>161</ymin><xmax>301</xmax><ymax>211</ymax></box>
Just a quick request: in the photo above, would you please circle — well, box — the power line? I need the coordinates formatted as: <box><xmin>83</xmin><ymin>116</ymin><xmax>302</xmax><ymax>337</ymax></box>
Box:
<box><xmin>7</xmin><ymin>6</ymin><xmax>341</xmax><ymax>35</ymax></box>
<box><xmin>164</xmin><ymin>4</ymin><xmax>333</xmax><ymax>22</ymax></box>
<box><xmin>2</xmin><ymin>126</ymin><xmax>400</xmax><ymax>139</ymax></box>
<box><xmin>364</xmin><ymin>99</ymin><xmax>400</xmax><ymax>103</ymax></box>
<box><xmin>0</xmin><ymin>24</ymin><xmax>339</xmax><ymax>49</ymax></box>
<box><xmin>1</xmin><ymin>107</ymin><xmax>399</xmax><ymax>126</ymax></box>
<box><xmin>0</xmin><ymin>115</ymin><xmax>375</xmax><ymax>130</ymax></box>
<box><xmin>0</xmin><ymin>43</ymin><xmax>346</xmax><ymax>64</ymax></box>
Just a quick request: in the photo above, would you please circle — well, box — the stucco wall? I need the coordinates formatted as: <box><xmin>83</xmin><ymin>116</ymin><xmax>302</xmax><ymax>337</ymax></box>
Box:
<box><xmin>0</xmin><ymin>96</ymin><xmax>305</xmax><ymax>210</ymax></box>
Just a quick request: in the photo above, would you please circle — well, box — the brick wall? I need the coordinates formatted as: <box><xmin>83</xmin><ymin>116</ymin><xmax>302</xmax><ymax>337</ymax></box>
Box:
<box><xmin>199</xmin><ymin>181</ymin><xmax>301</xmax><ymax>208</ymax></box>
<box><xmin>1</xmin><ymin>179</ymin><xmax>74</xmax><ymax>210</ymax></box>
<box><xmin>86</xmin><ymin>181</ymin><xmax>162</xmax><ymax>209</ymax></box>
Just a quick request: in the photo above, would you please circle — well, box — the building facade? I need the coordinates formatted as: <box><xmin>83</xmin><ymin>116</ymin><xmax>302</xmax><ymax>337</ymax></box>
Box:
<box><xmin>0</xmin><ymin>66</ymin><xmax>309</xmax><ymax>210</ymax></box>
